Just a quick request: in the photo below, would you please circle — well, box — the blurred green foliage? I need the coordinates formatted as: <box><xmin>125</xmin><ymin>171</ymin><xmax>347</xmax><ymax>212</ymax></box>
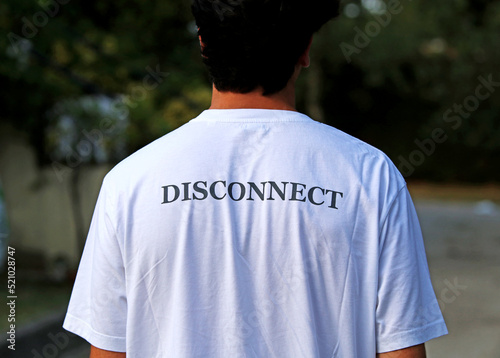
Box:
<box><xmin>1</xmin><ymin>0</ymin><xmax>499</xmax><ymax>182</ymax></box>
<box><xmin>1</xmin><ymin>0</ymin><xmax>209</xmax><ymax>159</ymax></box>
<box><xmin>301</xmin><ymin>0</ymin><xmax>500</xmax><ymax>182</ymax></box>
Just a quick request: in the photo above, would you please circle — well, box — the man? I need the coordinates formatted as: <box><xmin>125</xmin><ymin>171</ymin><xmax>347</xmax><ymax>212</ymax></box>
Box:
<box><xmin>63</xmin><ymin>0</ymin><xmax>448</xmax><ymax>357</ymax></box>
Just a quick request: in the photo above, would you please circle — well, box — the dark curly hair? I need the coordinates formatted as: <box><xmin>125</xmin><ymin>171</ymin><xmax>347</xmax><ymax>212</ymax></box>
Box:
<box><xmin>192</xmin><ymin>0</ymin><xmax>340</xmax><ymax>95</ymax></box>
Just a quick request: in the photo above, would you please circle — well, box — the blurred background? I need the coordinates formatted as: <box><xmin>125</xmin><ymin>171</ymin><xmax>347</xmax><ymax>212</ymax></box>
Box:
<box><xmin>0</xmin><ymin>0</ymin><xmax>499</xmax><ymax>357</ymax></box>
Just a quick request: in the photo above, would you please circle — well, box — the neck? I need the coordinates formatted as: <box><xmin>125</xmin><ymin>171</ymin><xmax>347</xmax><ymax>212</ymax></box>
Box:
<box><xmin>209</xmin><ymin>78</ymin><xmax>297</xmax><ymax>112</ymax></box>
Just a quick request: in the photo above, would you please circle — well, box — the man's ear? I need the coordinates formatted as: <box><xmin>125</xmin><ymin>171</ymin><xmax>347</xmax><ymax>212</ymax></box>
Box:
<box><xmin>198</xmin><ymin>35</ymin><xmax>204</xmax><ymax>48</ymax></box>
<box><xmin>198</xmin><ymin>27</ymin><xmax>206</xmax><ymax>51</ymax></box>
<box><xmin>298</xmin><ymin>36</ymin><xmax>313</xmax><ymax>68</ymax></box>
<box><xmin>198</xmin><ymin>33</ymin><xmax>208</xmax><ymax>57</ymax></box>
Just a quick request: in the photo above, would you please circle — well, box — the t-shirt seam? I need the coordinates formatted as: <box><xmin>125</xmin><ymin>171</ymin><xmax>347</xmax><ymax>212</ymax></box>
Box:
<box><xmin>189</xmin><ymin>109</ymin><xmax>313</xmax><ymax>124</ymax></box>
<box><xmin>377</xmin><ymin>184</ymin><xmax>408</xmax><ymax>247</ymax></box>
<box><xmin>102</xmin><ymin>175</ymin><xmax>120</xmax><ymax>237</ymax></box>
<box><xmin>376</xmin><ymin>319</ymin><xmax>447</xmax><ymax>352</ymax></box>
<box><xmin>190</xmin><ymin>119</ymin><xmax>312</xmax><ymax>123</ymax></box>
<box><xmin>66</xmin><ymin>312</ymin><xmax>127</xmax><ymax>340</ymax></box>
<box><xmin>101</xmin><ymin>175</ymin><xmax>127</xmax><ymax>287</ymax></box>
<box><xmin>379</xmin><ymin>317</ymin><xmax>446</xmax><ymax>338</ymax></box>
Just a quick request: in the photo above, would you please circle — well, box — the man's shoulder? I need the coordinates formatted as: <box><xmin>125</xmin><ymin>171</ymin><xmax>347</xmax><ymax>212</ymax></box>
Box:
<box><xmin>103</xmin><ymin>121</ymin><xmax>195</xmax><ymax>184</ymax></box>
<box><xmin>310</xmin><ymin>120</ymin><xmax>380</xmax><ymax>153</ymax></box>
<box><xmin>103</xmin><ymin>110</ymin><xmax>404</xmax><ymax>189</ymax></box>
<box><xmin>305</xmin><ymin>119</ymin><xmax>400</xmax><ymax>170</ymax></box>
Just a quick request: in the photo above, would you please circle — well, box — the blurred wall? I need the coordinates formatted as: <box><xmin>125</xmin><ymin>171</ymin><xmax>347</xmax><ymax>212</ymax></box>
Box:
<box><xmin>0</xmin><ymin>124</ymin><xmax>109</xmax><ymax>267</ymax></box>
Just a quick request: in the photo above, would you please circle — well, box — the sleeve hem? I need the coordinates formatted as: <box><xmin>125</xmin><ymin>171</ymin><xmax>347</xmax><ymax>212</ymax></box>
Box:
<box><xmin>376</xmin><ymin>319</ymin><xmax>448</xmax><ymax>353</ymax></box>
<box><xmin>63</xmin><ymin>312</ymin><xmax>126</xmax><ymax>352</ymax></box>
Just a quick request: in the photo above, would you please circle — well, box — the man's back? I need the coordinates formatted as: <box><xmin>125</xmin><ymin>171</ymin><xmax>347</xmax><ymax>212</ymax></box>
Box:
<box><xmin>64</xmin><ymin>109</ymin><xmax>447</xmax><ymax>356</ymax></box>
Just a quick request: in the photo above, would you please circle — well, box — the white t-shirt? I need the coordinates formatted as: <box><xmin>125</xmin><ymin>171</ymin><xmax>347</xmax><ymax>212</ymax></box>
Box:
<box><xmin>63</xmin><ymin>109</ymin><xmax>447</xmax><ymax>357</ymax></box>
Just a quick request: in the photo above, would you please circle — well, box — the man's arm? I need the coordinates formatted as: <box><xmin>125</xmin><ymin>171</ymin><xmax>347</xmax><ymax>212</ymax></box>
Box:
<box><xmin>377</xmin><ymin>344</ymin><xmax>426</xmax><ymax>358</ymax></box>
<box><xmin>90</xmin><ymin>345</ymin><xmax>126</xmax><ymax>358</ymax></box>
<box><xmin>88</xmin><ymin>343</ymin><xmax>425</xmax><ymax>358</ymax></box>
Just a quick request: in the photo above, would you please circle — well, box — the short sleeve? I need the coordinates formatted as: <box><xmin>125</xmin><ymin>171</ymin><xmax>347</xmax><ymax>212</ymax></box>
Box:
<box><xmin>63</xmin><ymin>176</ymin><xmax>127</xmax><ymax>352</ymax></box>
<box><xmin>376</xmin><ymin>186</ymin><xmax>448</xmax><ymax>353</ymax></box>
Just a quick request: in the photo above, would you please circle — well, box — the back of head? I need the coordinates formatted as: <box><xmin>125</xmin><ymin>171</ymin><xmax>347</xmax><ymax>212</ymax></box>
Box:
<box><xmin>192</xmin><ymin>0</ymin><xmax>340</xmax><ymax>95</ymax></box>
